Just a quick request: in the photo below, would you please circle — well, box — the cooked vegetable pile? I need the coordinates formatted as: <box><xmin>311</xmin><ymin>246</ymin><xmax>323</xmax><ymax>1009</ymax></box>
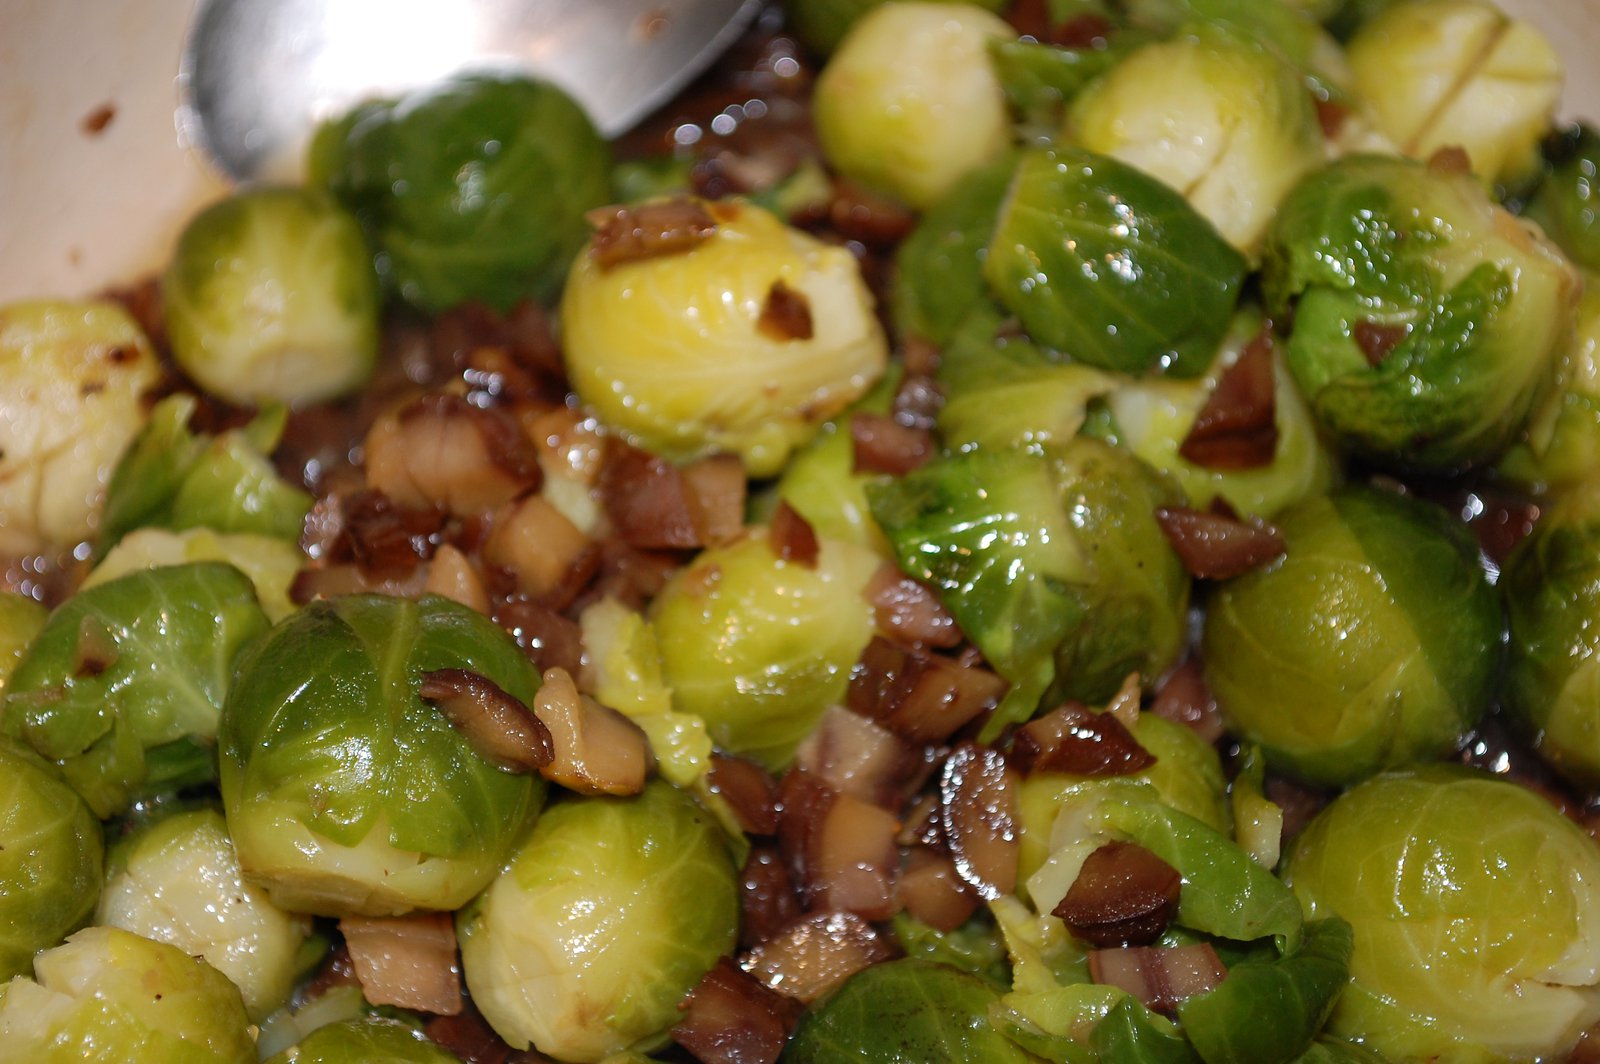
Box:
<box><xmin>4</xmin><ymin>0</ymin><xmax>1600</xmax><ymax>1061</ymax></box>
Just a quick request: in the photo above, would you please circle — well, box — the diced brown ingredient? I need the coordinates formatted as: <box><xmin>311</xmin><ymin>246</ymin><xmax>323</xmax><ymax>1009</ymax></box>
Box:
<box><xmin>744</xmin><ymin>910</ymin><xmax>898</xmax><ymax>1004</ymax></box>
<box><xmin>794</xmin><ymin>705</ymin><xmax>919</xmax><ymax>809</ymax></box>
<box><xmin>1427</xmin><ymin>145</ymin><xmax>1474</xmax><ymax>175</ymax></box>
<box><xmin>339</xmin><ymin>490</ymin><xmax>446</xmax><ymax>575</ymax></box>
<box><xmin>600</xmin><ymin>443</ymin><xmax>746</xmax><ymax>550</ymax></box>
<box><xmin>939</xmin><ymin>743</ymin><xmax>1020</xmax><ymax>900</ymax></box>
<box><xmin>1088</xmin><ymin>943</ymin><xmax>1227</xmax><ymax>1014</ymax></box>
<box><xmin>1149</xmin><ymin>658</ymin><xmax>1226</xmax><ymax>745</ymax></box>
<box><xmin>681</xmin><ymin>454</ymin><xmax>748</xmax><ymax>545</ymax></box>
<box><xmin>769</xmin><ymin>501</ymin><xmax>820</xmax><ymax>568</ymax></box>
<box><xmin>531</xmin><ymin>666</ymin><xmax>654</xmax><ymax>796</ymax></box>
<box><xmin>419</xmin><ymin>668</ymin><xmax>553</xmax><ymax>773</ymax></box>
<box><xmin>365</xmin><ymin>395</ymin><xmax>540</xmax><ymax>516</ymax></box>
<box><xmin>850</xmin><ymin>412</ymin><xmax>934</xmax><ymax>476</ymax></box>
<box><xmin>423</xmin><ymin>544</ymin><xmax>491</xmax><ymax>614</ymax></box>
<box><xmin>757</xmin><ymin>280</ymin><xmax>815</xmax><ymax>342</ymax></box>
<box><xmin>1055</xmin><ymin>12</ymin><xmax>1115</xmax><ymax>47</ymax></box>
<box><xmin>672</xmin><ymin>957</ymin><xmax>803</xmax><ymax>1064</ymax></box>
<box><xmin>1154</xmin><ymin>505</ymin><xmax>1287</xmax><ymax>581</ymax></box>
<box><xmin>426</xmin><ymin>1001</ymin><xmax>545</xmax><ymax>1064</ymax></box>
<box><xmin>484</xmin><ymin>495</ymin><xmax>595</xmax><ymax>600</ymax></box>
<box><xmin>588</xmin><ymin>198</ymin><xmax>719</xmax><ymax>269</ymax></box>
<box><xmin>290</xmin><ymin>562</ymin><xmax>430</xmax><ymax>605</ymax></box>
<box><xmin>339</xmin><ymin>911</ymin><xmax>463</xmax><ymax>1015</ymax></box>
<box><xmin>1314</xmin><ymin>98</ymin><xmax>1350</xmax><ymax>140</ymax></box>
<box><xmin>525</xmin><ymin>405</ymin><xmax>606</xmax><ymax>486</ymax></box>
<box><xmin>707</xmin><ymin>753</ymin><xmax>781</xmax><ymax>836</ymax></box>
<box><xmin>1353</xmin><ymin>319</ymin><xmax>1411</xmax><ymax>367</ymax></box>
<box><xmin>1053</xmin><ymin>841</ymin><xmax>1183</xmax><ymax>947</ymax></box>
<box><xmin>1011</xmin><ymin>701</ymin><xmax>1157</xmax><ymax>778</ymax></box>
<box><xmin>846</xmin><ymin>636</ymin><xmax>1006</xmax><ymax>744</ymax></box>
<box><xmin>739</xmin><ymin>844</ymin><xmax>803</xmax><ymax>951</ymax></box>
<box><xmin>431</xmin><ymin>298</ymin><xmax>566</xmax><ymax>386</ymax></box>
<box><xmin>827</xmin><ymin>180</ymin><xmax>917</xmax><ymax>247</ymax></box>
<box><xmin>896</xmin><ymin>846</ymin><xmax>980</xmax><ymax>932</ymax></box>
<box><xmin>892</xmin><ymin>373</ymin><xmax>943</xmax><ymax>431</ymax></box>
<box><xmin>865</xmin><ymin>565</ymin><xmax>962</xmax><ymax>649</ymax></box>
<box><xmin>493</xmin><ymin>600</ymin><xmax>585</xmax><ymax>676</ymax></box>
<box><xmin>1178</xmin><ymin>329</ymin><xmax>1279</xmax><ymax>471</ymax></box>
<box><xmin>805</xmin><ymin>790</ymin><xmax>901</xmax><ymax>919</ymax></box>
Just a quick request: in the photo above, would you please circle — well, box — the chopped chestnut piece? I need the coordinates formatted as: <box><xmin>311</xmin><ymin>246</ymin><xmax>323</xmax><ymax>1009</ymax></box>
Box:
<box><xmin>1011</xmin><ymin>701</ymin><xmax>1156</xmax><ymax>777</ymax></box>
<box><xmin>1154</xmin><ymin>505</ymin><xmax>1286</xmax><ymax>581</ymax></box>
<box><xmin>850</xmin><ymin>412</ymin><xmax>934</xmax><ymax>476</ymax></box>
<box><xmin>1089</xmin><ymin>943</ymin><xmax>1227</xmax><ymax>1014</ymax></box>
<box><xmin>588</xmin><ymin>198</ymin><xmax>718</xmax><ymax>269</ymax></box>
<box><xmin>672</xmin><ymin>957</ymin><xmax>803</xmax><ymax>1064</ymax></box>
<box><xmin>740</xmin><ymin>844</ymin><xmax>803</xmax><ymax>951</ymax></box>
<box><xmin>939</xmin><ymin>743</ymin><xmax>1020</xmax><ymax>900</ymax></box>
<box><xmin>896</xmin><ymin>846</ymin><xmax>980</xmax><ymax>932</ymax></box>
<box><xmin>864</xmin><ymin>565</ymin><xmax>962</xmax><ymax>648</ymax></box>
<box><xmin>769</xmin><ymin>501</ymin><xmax>820</xmax><ymax>568</ymax></box>
<box><xmin>846</xmin><ymin>636</ymin><xmax>1006</xmax><ymax>744</ymax></box>
<box><xmin>1053</xmin><ymin>841</ymin><xmax>1182</xmax><ymax>947</ymax></box>
<box><xmin>531</xmin><ymin>667</ymin><xmax>654</xmax><ymax>795</ymax></box>
<box><xmin>744</xmin><ymin>910</ymin><xmax>898</xmax><ymax>1004</ymax></box>
<box><xmin>1149</xmin><ymin>658</ymin><xmax>1226</xmax><ymax>745</ymax></box>
<box><xmin>419</xmin><ymin>669</ymin><xmax>553</xmax><ymax>773</ymax></box>
<box><xmin>601</xmin><ymin>443</ymin><xmax>745</xmax><ymax>550</ymax></box>
<box><xmin>793</xmin><ymin>705</ymin><xmax>918</xmax><ymax>809</ymax></box>
<box><xmin>707</xmin><ymin>753</ymin><xmax>781</xmax><ymax>836</ymax></box>
<box><xmin>1178</xmin><ymin>328</ymin><xmax>1278</xmax><ymax>471</ymax></box>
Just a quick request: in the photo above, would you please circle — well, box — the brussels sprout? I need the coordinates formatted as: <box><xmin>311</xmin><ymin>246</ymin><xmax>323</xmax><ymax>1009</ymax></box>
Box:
<box><xmin>0</xmin><ymin>299</ymin><xmax>161</xmax><ymax>555</ymax></box>
<box><xmin>870</xmin><ymin>438</ymin><xmax>1191</xmax><ymax>737</ymax></box>
<box><xmin>87</xmin><ymin>527</ymin><xmax>303</xmax><ymax>621</ymax></box>
<box><xmin>1264</xmin><ymin>153</ymin><xmax>1580</xmax><ymax>472</ymax></box>
<box><xmin>457</xmin><ymin>781</ymin><xmax>739</xmax><ymax>1060</ymax></box>
<box><xmin>985</xmin><ymin>147</ymin><xmax>1248</xmax><ymax>377</ymax></box>
<box><xmin>650</xmin><ymin>529</ymin><xmax>880</xmax><ymax>768</ymax></box>
<box><xmin>561</xmin><ymin>199</ymin><xmax>888</xmax><ymax>477</ymax></box>
<box><xmin>0</xmin><ymin>925</ymin><xmax>255</xmax><ymax>1063</ymax></box>
<box><xmin>1285</xmin><ymin>767</ymin><xmax>1600</xmax><ymax>1061</ymax></box>
<box><xmin>1345</xmin><ymin>0</ymin><xmax>1561</xmax><ymax>189</ymax></box>
<box><xmin>264</xmin><ymin>1018</ymin><xmax>461</xmax><ymax>1063</ymax></box>
<box><xmin>786</xmin><ymin>959</ymin><xmax>1038</xmax><ymax>1062</ymax></box>
<box><xmin>787</xmin><ymin>0</ymin><xmax>1008</xmax><ymax>55</ymax></box>
<box><xmin>0</xmin><ymin>738</ymin><xmax>102</xmax><ymax>981</ymax></box>
<box><xmin>220</xmin><ymin>594</ymin><xmax>545</xmax><ymax>916</ymax></box>
<box><xmin>163</xmin><ymin>187</ymin><xmax>379</xmax><ymax>406</ymax></box>
<box><xmin>1066</xmin><ymin>25</ymin><xmax>1325</xmax><ymax>254</ymax></box>
<box><xmin>1203</xmin><ymin>485</ymin><xmax>1501</xmax><ymax>786</ymax></box>
<box><xmin>3</xmin><ymin>562</ymin><xmax>271</xmax><ymax>817</ymax></box>
<box><xmin>1495</xmin><ymin>274</ymin><xmax>1600</xmax><ymax>492</ymax></box>
<box><xmin>0</xmin><ymin>592</ymin><xmax>46</xmax><ymax>693</ymax></box>
<box><xmin>989</xmin><ymin>36</ymin><xmax>1149</xmax><ymax>141</ymax></box>
<box><xmin>310</xmin><ymin>74</ymin><xmax>612</xmax><ymax>312</ymax></box>
<box><xmin>96</xmin><ymin>807</ymin><xmax>313</xmax><ymax>1019</ymax></box>
<box><xmin>812</xmin><ymin>3</ymin><xmax>1014</xmax><ymax>210</ymax></box>
<box><xmin>1524</xmin><ymin>124</ymin><xmax>1600</xmax><ymax>272</ymax></box>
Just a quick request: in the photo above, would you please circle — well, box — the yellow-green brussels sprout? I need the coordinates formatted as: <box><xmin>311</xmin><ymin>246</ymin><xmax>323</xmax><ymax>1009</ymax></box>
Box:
<box><xmin>457</xmin><ymin>781</ymin><xmax>739</xmax><ymax>1061</ymax></box>
<box><xmin>0</xmin><ymin>738</ymin><xmax>102</xmax><ymax>982</ymax></box>
<box><xmin>263</xmin><ymin>1018</ymin><xmax>461</xmax><ymax>1063</ymax></box>
<box><xmin>892</xmin><ymin>155</ymin><xmax>1014</xmax><ymax>348</ymax></box>
<box><xmin>87</xmin><ymin>527</ymin><xmax>302</xmax><ymax>622</ymax></box>
<box><xmin>1202</xmin><ymin>485</ymin><xmax>1501</xmax><ymax>786</ymax></box>
<box><xmin>1346</xmin><ymin>0</ymin><xmax>1561</xmax><ymax>188</ymax></box>
<box><xmin>219</xmin><ymin>594</ymin><xmax>545</xmax><ymax>916</ymax></box>
<box><xmin>3</xmin><ymin>563</ymin><xmax>271</xmax><ymax>817</ymax></box>
<box><xmin>1264</xmin><ymin>153</ymin><xmax>1580</xmax><ymax>472</ymax></box>
<box><xmin>650</xmin><ymin>530</ymin><xmax>881</xmax><ymax>769</ymax></box>
<box><xmin>163</xmin><ymin>187</ymin><xmax>380</xmax><ymax>406</ymax></box>
<box><xmin>1067</xmin><ymin>25</ymin><xmax>1325</xmax><ymax>253</ymax></box>
<box><xmin>1495</xmin><ymin>273</ymin><xmax>1600</xmax><ymax>492</ymax></box>
<box><xmin>0</xmin><ymin>925</ymin><xmax>255</xmax><ymax>1063</ymax></box>
<box><xmin>96</xmin><ymin>807</ymin><xmax>313</xmax><ymax>1020</ymax></box>
<box><xmin>0</xmin><ymin>299</ymin><xmax>161</xmax><ymax>555</ymax></box>
<box><xmin>787</xmin><ymin>0</ymin><xmax>1008</xmax><ymax>55</ymax></box>
<box><xmin>0</xmin><ymin>592</ymin><xmax>46</xmax><ymax>693</ymax></box>
<box><xmin>561</xmin><ymin>199</ymin><xmax>888</xmax><ymax>477</ymax></box>
<box><xmin>1285</xmin><ymin>768</ymin><xmax>1600</xmax><ymax>1062</ymax></box>
<box><xmin>813</xmin><ymin>2</ymin><xmax>1015</xmax><ymax>209</ymax></box>
<box><xmin>310</xmin><ymin>74</ymin><xmax>612</xmax><ymax>313</ymax></box>
<box><xmin>1524</xmin><ymin>124</ymin><xmax>1600</xmax><ymax>273</ymax></box>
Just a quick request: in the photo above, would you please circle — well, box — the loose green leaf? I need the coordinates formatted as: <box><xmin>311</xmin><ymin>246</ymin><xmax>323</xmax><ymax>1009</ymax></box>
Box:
<box><xmin>1090</xmin><ymin>997</ymin><xmax>1202</xmax><ymax>1063</ymax></box>
<box><xmin>893</xmin><ymin>156</ymin><xmax>1016</xmax><ymax>347</ymax></box>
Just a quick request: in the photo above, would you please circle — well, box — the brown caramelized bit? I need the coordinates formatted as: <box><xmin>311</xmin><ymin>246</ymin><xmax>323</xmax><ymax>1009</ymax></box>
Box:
<box><xmin>72</xmin><ymin>616</ymin><xmax>118</xmax><ymax>678</ymax></box>
<box><xmin>827</xmin><ymin>180</ymin><xmax>917</xmax><ymax>247</ymax></box>
<box><xmin>588</xmin><ymin>199</ymin><xmax>718</xmax><ymax>269</ymax></box>
<box><xmin>794</xmin><ymin>705</ymin><xmax>918</xmax><ymax>810</ymax></box>
<box><xmin>672</xmin><ymin>957</ymin><xmax>803</xmax><ymax>1064</ymax></box>
<box><xmin>600</xmin><ymin>443</ymin><xmax>745</xmax><ymax>550</ymax></box>
<box><xmin>1179</xmin><ymin>329</ymin><xmax>1279</xmax><ymax>470</ymax></box>
<box><xmin>769</xmin><ymin>501</ymin><xmax>820</xmax><ymax>568</ymax></box>
<box><xmin>419</xmin><ymin>668</ymin><xmax>553</xmax><ymax>773</ymax></box>
<box><xmin>532</xmin><ymin>667</ymin><xmax>654</xmax><ymax>796</ymax></box>
<box><xmin>1154</xmin><ymin>505</ymin><xmax>1287</xmax><ymax>581</ymax></box>
<box><xmin>744</xmin><ymin>910</ymin><xmax>898</xmax><ymax>1004</ymax></box>
<box><xmin>892</xmin><ymin>374</ymin><xmax>943</xmax><ymax>431</ymax></box>
<box><xmin>1353</xmin><ymin>319</ymin><xmax>1411</xmax><ymax>367</ymax></box>
<box><xmin>1314</xmin><ymin>98</ymin><xmax>1350</xmax><ymax>140</ymax></box>
<box><xmin>939</xmin><ymin>743</ymin><xmax>1020</xmax><ymax>900</ymax></box>
<box><xmin>1089</xmin><ymin>943</ymin><xmax>1227</xmax><ymax>1014</ymax></box>
<box><xmin>850</xmin><ymin>412</ymin><xmax>934</xmax><ymax>476</ymax></box>
<box><xmin>493</xmin><ymin>600</ymin><xmax>584</xmax><ymax>676</ymax></box>
<box><xmin>80</xmin><ymin>102</ymin><xmax>117</xmax><ymax>136</ymax></box>
<box><xmin>425</xmin><ymin>1001</ymin><xmax>534</xmax><ymax>1064</ymax></box>
<box><xmin>341</xmin><ymin>490</ymin><xmax>446</xmax><ymax>574</ymax></box>
<box><xmin>339</xmin><ymin>912</ymin><xmax>463</xmax><ymax>1015</ymax></box>
<box><xmin>1054</xmin><ymin>841</ymin><xmax>1182</xmax><ymax>947</ymax></box>
<box><xmin>896</xmin><ymin>846</ymin><xmax>980</xmax><ymax>932</ymax></box>
<box><xmin>1149</xmin><ymin>658</ymin><xmax>1226</xmax><ymax>745</ymax></box>
<box><xmin>681</xmin><ymin>454</ymin><xmax>748</xmax><ymax>546</ymax></box>
<box><xmin>365</xmin><ymin>395</ymin><xmax>540</xmax><ymax>516</ymax></box>
<box><xmin>484</xmin><ymin>495</ymin><xmax>595</xmax><ymax>601</ymax></box>
<box><xmin>739</xmin><ymin>845</ymin><xmax>803</xmax><ymax>951</ymax></box>
<box><xmin>865</xmin><ymin>565</ymin><xmax>962</xmax><ymax>648</ymax></box>
<box><xmin>757</xmin><ymin>279</ymin><xmax>815</xmax><ymax>342</ymax></box>
<box><xmin>846</xmin><ymin>635</ymin><xmax>1006</xmax><ymax>744</ymax></box>
<box><xmin>1011</xmin><ymin>701</ymin><xmax>1157</xmax><ymax>778</ymax></box>
<box><xmin>1428</xmin><ymin>145</ymin><xmax>1474</xmax><ymax>175</ymax></box>
<box><xmin>708</xmin><ymin>753</ymin><xmax>781</xmax><ymax>836</ymax></box>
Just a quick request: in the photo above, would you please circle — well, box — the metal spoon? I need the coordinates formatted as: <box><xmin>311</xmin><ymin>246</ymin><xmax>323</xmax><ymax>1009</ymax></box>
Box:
<box><xmin>182</xmin><ymin>0</ymin><xmax>765</xmax><ymax>182</ymax></box>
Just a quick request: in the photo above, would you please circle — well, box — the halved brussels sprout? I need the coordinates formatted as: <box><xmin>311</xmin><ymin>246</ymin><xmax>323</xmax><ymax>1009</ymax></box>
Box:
<box><xmin>1285</xmin><ymin>767</ymin><xmax>1600</xmax><ymax>1062</ymax></box>
<box><xmin>3</xmin><ymin>562</ymin><xmax>271</xmax><ymax>817</ymax></box>
<box><xmin>263</xmin><ymin>1018</ymin><xmax>461</xmax><ymax>1063</ymax></box>
<box><xmin>1494</xmin><ymin>273</ymin><xmax>1600</xmax><ymax>493</ymax></box>
<box><xmin>0</xmin><ymin>738</ymin><xmax>102</xmax><ymax>981</ymax></box>
<box><xmin>1202</xmin><ymin>485</ymin><xmax>1501</xmax><ymax>786</ymax></box>
<box><xmin>163</xmin><ymin>187</ymin><xmax>380</xmax><ymax>406</ymax></box>
<box><xmin>97</xmin><ymin>807</ymin><xmax>314</xmax><ymax>1019</ymax></box>
<box><xmin>457</xmin><ymin>781</ymin><xmax>739</xmax><ymax>1061</ymax></box>
<box><xmin>311</xmin><ymin>74</ymin><xmax>612</xmax><ymax>312</ymax></box>
<box><xmin>787</xmin><ymin>0</ymin><xmax>1008</xmax><ymax>56</ymax></box>
<box><xmin>1067</xmin><ymin>24</ymin><xmax>1325</xmax><ymax>253</ymax></box>
<box><xmin>1524</xmin><ymin>124</ymin><xmax>1600</xmax><ymax>272</ymax></box>
<box><xmin>650</xmin><ymin>529</ymin><xmax>881</xmax><ymax>769</ymax></box>
<box><xmin>0</xmin><ymin>925</ymin><xmax>255</xmax><ymax>1063</ymax></box>
<box><xmin>1264</xmin><ymin>152</ymin><xmax>1580</xmax><ymax>472</ymax></box>
<box><xmin>219</xmin><ymin>594</ymin><xmax>545</xmax><ymax>916</ymax></box>
<box><xmin>561</xmin><ymin>199</ymin><xmax>888</xmax><ymax>477</ymax></box>
<box><xmin>813</xmin><ymin>2</ymin><xmax>1015</xmax><ymax>209</ymax></box>
<box><xmin>0</xmin><ymin>299</ymin><xmax>161</xmax><ymax>555</ymax></box>
<box><xmin>86</xmin><ymin>527</ymin><xmax>303</xmax><ymax>622</ymax></box>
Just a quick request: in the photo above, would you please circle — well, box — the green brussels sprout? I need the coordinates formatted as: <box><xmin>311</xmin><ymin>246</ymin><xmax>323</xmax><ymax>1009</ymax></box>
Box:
<box><xmin>561</xmin><ymin>199</ymin><xmax>888</xmax><ymax>477</ymax></box>
<box><xmin>310</xmin><ymin>74</ymin><xmax>612</xmax><ymax>312</ymax></box>
<box><xmin>787</xmin><ymin>0</ymin><xmax>1008</xmax><ymax>55</ymax></box>
<box><xmin>812</xmin><ymin>3</ymin><xmax>1015</xmax><ymax>210</ymax></box>
<box><xmin>1345</xmin><ymin>0</ymin><xmax>1561</xmax><ymax>189</ymax></box>
<box><xmin>1202</xmin><ymin>485</ymin><xmax>1501</xmax><ymax>786</ymax></box>
<box><xmin>0</xmin><ymin>738</ymin><xmax>102</xmax><ymax>981</ymax></box>
<box><xmin>0</xmin><ymin>592</ymin><xmax>46</xmax><ymax>693</ymax></box>
<box><xmin>786</xmin><ymin>959</ymin><xmax>1038</xmax><ymax>1062</ymax></box>
<box><xmin>765</xmin><ymin>375</ymin><xmax>895</xmax><ymax>554</ymax></box>
<box><xmin>1264</xmin><ymin>153</ymin><xmax>1580</xmax><ymax>472</ymax></box>
<box><xmin>989</xmin><ymin>36</ymin><xmax>1149</xmax><ymax>141</ymax></box>
<box><xmin>3</xmin><ymin>562</ymin><xmax>271</xmax><ymax>817</ymax></box>
<box><xmin>87</xmin><ymin>527</ymin><xmax>303</xmax><ymax>622</ymax></box>
<box><xmin>1066</xmin><ymin>25</ymin><xmax>1325</xmax><ymax>254</ymax></box>
<box><xmin>163</xmin><ymin>187</ymin><xmax>380</xmax><ymax>406</ymax></box>
<box><xmin>0</xmin><ymin>299</ymin><xmax>162</xmax><ymax>555</ymax></box>
<box><xmin>264</xmin><ymin>1018</ymin><xmax>462</xmax><ymax>1063</ymax></box>
<box><xmin>1500</xmin><ymin>486</ymin><xmax>1600</xmax><ymax>788</ymax></box>
<box><xmin>0</xmin><ymin>925</ymin><xmax>255</xmax><ymax>1063</ymax></box>
<box><xmin>650</xmin><ymin>530</ymin><xmax>881</xmax><ymax>769</ymax></box>
<box><xmin>1524</xmin><ymin>124</ymin><xmax>1600</xmax><ymax>272</ymax></box>
<box><xmin>1285</xmin><ymin>767</ymin><xmax>1600</xmax><ymax>1062</ymax></box>
<box><xmin>985</xmin><ymin>147</ymin><xmax>1248</xmax><ymax>377</ymax></box>
<box><xmin>96</xmin><ymin>807</ymin><xmax>313</xmax><ymax>1019</ymax></box>
<box><xmin>457</xmin><ymin>781</ymin><xmax>739</xmax><ymax>1060</ymax></box>
<box><xmin>219</xmin><ymin>594</ymin><xmax>545</xmax><ymax>916</ymax></box>
<box><xmin>1495</xmin><ymin>274</ymin><xmax>1600</xmax><ymax>492</ymax></box>
<box><xmin>870</xmin><ymin>438</ymin><xmax>1191</xmax><ymax>737</ymax></box>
